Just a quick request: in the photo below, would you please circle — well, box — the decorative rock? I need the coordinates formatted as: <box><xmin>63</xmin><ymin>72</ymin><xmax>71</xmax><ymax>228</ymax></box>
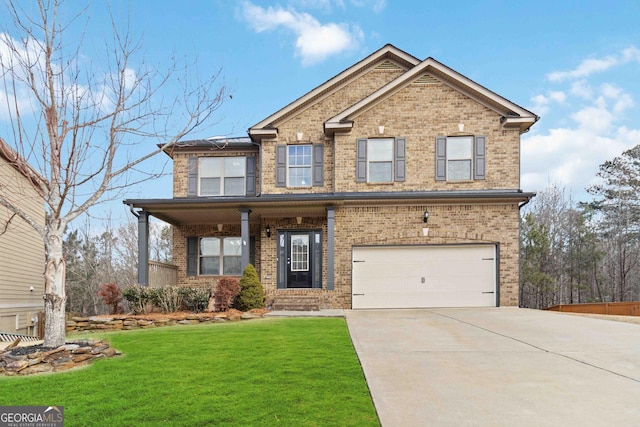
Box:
<box><xmin>89</xmin><ymin>317</ymin><xmax>112</xmax><ymax>323</ymax></box>
<box><xmin>60</xmin><ymin>344</ymin><xmax>80</xmax><ymax>351</ymax></box>
<box><xmin>20</xmin><ymin>363</ymin><xmax>53</xmax><ymax>375</ymax></box>
<box><xmin>101</xmin><ymin>347</ymin><xmax>117</xmax><ymax>357</ymax></box>
<box><xmin>241</xmin><ymin>312</ymin><xmax>261</xmax><ymax>320</ymax></box>
<box><xmin>0</xmin><ymin>339</ymin><xmax>121</xmax><ymax>376</ymax></box>
<box><xmin>91</xmin><ymin>345</ymin><xmax>109</xmax><ymax>354</ymax></box>
<box><xmin>5</xmin><ymin>360</ymin><xmax>28</xmax><ymax>372</ymax></box>
<box><xmin>72</xmin><ymin>353</ymin><xmax>94</xmax><ymax>363</ymax></box>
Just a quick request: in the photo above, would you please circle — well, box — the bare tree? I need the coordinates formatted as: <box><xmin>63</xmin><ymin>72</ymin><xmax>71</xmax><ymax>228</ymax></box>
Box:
<box><xmin>0</xmin><ymin>0</ymin><xmax>227</xmax><ymax>346</ymax></box>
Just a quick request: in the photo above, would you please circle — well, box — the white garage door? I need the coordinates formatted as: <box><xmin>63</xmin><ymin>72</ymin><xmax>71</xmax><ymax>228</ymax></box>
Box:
<box><xmin>352</xmin><ymin>245</ymin><xmax>497</xmax><ymax>309</ymax></box>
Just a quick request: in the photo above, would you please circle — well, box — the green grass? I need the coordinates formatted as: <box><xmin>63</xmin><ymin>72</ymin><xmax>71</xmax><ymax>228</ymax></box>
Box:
<box><xmin>0</xmin><ymin>318</ymin><xmax>379</xmax><ymax>426</ymax></box>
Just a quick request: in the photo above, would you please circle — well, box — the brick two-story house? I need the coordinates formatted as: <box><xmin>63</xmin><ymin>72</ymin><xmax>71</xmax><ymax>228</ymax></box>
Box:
<box><xmin>125</xmin><ymin>44</ymin><xmax>538</xmax><ymax>310</ymax></box>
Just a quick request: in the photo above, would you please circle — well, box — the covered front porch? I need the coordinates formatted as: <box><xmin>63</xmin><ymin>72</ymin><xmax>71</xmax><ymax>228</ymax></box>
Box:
<box><xmin>124</xmin><ymin>196</ymin><xmax>337</xmax><ymax>301</ymax></box>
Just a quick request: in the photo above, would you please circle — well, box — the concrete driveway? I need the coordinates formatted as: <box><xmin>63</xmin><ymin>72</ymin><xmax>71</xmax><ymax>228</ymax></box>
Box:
<box><xmin>346</xmin><ymin>308</ymin><xmax>640</xmax><ymax>426</ymax></box>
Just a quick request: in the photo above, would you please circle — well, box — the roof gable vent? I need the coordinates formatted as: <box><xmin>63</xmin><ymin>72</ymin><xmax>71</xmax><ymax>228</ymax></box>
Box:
<box><xmin>375</xmin><ymin>60</ymin><xmax>402</xmax><ymax>71</ymax></box>
<box><xmin>415</xmin><ymin>73</ymin><xmax>439</xmax><ymax>84</ymax></box>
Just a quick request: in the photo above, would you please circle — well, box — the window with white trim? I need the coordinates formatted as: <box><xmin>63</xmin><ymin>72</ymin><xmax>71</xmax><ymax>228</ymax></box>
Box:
<box><xmin>367</xmin><ymin>138</ymin><xmax>394</xmax><ymax>183</ymax></box>
<box><xmin>199</xmin><ymin>237</ymin><xmax>242</xmax><ymax>275</ymax></box>
<box><xmin>446</xmin><ymin>136</ymin><xmax>473</xmax><ymax>180</ymax></box>
<box><xmin>287</xmin><ymin>145</ymin><xmax>312</xmax><ymax>187</ymax></box>
<box><xmin>199</xmin><ymin>157</ymin><xmax>246</xmax><ymax>196</ymax></box>
<box><xmin>435</xmin><ymin>135</ymin><xmax>486</xmax><ymax>181</ymax></box>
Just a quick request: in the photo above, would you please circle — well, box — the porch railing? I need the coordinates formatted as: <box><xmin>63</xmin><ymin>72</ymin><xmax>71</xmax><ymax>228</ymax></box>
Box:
<box><xmin>148</xmin><ymin>260</ymin><xmax>178</xmax><ymax>288</ymax></box>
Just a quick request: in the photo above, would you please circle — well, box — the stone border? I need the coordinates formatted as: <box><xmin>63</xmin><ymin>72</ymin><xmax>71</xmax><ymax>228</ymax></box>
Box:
<box><xmin>66</xmin><ymin>310</ymin><xmax>266</xmax><ymax>333</ymax></box>
<box><xmin>0</xmin><ymin>339</ymin><xmax>119</xmax><ymax>376</ymax></box>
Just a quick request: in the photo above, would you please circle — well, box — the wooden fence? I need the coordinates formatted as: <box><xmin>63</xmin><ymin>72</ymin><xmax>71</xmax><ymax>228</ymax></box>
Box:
<box><xmin>149</xmin><ymin>261</ymin><xmax>178</xmax><ymax>288</ymax></box>
<box><xmin>546</xmin><ymin>302</ymin><xmax>640</xmax><ymax>316</ymax></box>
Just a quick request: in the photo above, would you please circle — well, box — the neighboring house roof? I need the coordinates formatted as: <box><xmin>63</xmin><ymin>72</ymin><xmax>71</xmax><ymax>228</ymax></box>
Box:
<box><xmin>248</xmin><ymin>44</ymin><xmax>421</xmax><ymax>141</ymax></box>
<box><xmin>249</xmin><ymin>44</ymin><xmax>538</xmax><ymax>140</ymax></box>
<box><xmin>0</xmin><ymin>138</ymin><xmax>45</xmax><ymax>196</ymax></box>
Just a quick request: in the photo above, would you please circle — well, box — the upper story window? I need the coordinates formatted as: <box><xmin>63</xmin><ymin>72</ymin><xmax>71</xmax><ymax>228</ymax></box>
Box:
<box><xmin>367</xmin><ymin>139</ymin><xmax>394</xmax><ymax>182</ymax></box>
<box><xmin>435</xmin><ymin>136</ymin><xmax>486</xmax><ymax>181</ymax></box>
<box><xmin>276</xmin><ymin>144</ymin><xmax>324</xmax><ymax>188</ymax></box>
<box><xmin>199</xmin><ymin>237</ymin><xmax>242</xmax><ymax>275</ymax></box>
<box><xmin>288</xmin><ymin>145</ymin><xmax>312</xmax><ymax>187</ymax></box>
<box><xmin>356</xmin><ymin>137</ymin><xmax>406</xmax><ymax>183</ymax></box>
<box><xmin>199</xmin><ymin>157</ymin><xmax>246</xmax><ymax>196</ymax></box>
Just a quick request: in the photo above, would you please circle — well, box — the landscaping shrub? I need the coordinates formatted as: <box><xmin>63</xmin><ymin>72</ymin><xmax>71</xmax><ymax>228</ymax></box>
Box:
<box><xmin>234</xmin><ymin>264</ymin><xmax>265</xmax><ymax>311</ymax></box>
<box><xmin>122</xmin><ymin>285</ymin><xmax>151</xmax><ymax>314</ymax></box>
<box><xmin>149</xmin><ymin>286</ymin><xmax>183</xmax><ymax>313</ymax></box>
<box><xmin>214</xmin><ymin>278</ymin><xmax>241</xmax><ymax>311</ymax></box>
<box><xmin>180</xmin><ymin>287</ymin><xmax>211</xmax><ymax>313</ymax></box>
<box><xmin>98</xmin><ymin>282</ymin><xmax>123</xmax><ymax>314</ymax></box>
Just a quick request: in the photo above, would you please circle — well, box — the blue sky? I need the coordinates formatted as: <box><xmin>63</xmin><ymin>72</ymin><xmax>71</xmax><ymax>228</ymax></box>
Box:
<box><xmin>2</xmin><ymin>0</ymin><xmax>640</xmax><ymax>222</ymax></box>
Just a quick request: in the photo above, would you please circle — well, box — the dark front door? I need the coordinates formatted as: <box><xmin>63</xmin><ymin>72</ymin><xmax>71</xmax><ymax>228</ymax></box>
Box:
<box><xmin>277</xmin><ymin>230</ymin><xmax>322</xmax><ymax>289</ymax></box>
<box><xmin>287</xmin><ymin>232</ymin><xmax>312</xmax><ymax>288</ymax></box>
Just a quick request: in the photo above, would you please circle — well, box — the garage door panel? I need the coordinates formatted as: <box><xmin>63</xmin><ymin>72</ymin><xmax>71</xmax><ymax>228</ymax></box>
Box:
<box><xmin>352</xmin><ymin>245</ymin><xmax>496</xmax><ymax>309</ymax></box>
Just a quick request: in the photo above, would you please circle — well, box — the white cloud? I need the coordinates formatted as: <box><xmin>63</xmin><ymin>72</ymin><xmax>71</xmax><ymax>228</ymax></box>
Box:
<box><xmin>529</xmin><ymin>91</ymin><xmax>565</xmax><ymax>116</ymax></box>
<box><xmin>523</xmin><ymin>45</ymin><xmax>640</xmax><ymax>201</ymax></box>
<box><xmin>522</xmin><ymin>126</ymin><xmax>637</xmax><ymax>200</ymax></box>
<box><xmin>549</xmin><ymin>91</ymin><xmax>566</xmax><ymax>103</ymax></box>
<box><xmin>523</xmin><ymin>84</ymin><xmax>638</xmax><ymax>200</ymax></box>
<box><xmin>239</xmin><ymin>1</ymin><xmax>363</xmax><ymax>65</ymax></box>
<box><xmin>570</xmin><ymin>80</ymin><xmax>593</xmax><ymax>99</ymax></box>
<box><xmin>546</xmin><ymin>46</ymin><xmax>640</xmax><ymax>82</ymax></box>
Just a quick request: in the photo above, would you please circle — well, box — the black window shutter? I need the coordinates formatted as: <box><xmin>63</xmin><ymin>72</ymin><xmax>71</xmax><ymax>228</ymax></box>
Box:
<box><xmin>312</xmin><ymin>231</ymin><xmax>322</xmax><ymax>289</ymax></box>
<box><xmin>276</xmin><ymin>145</ymin><xmax>287</xmax><ymax>187</ymax></box>
<box><xmin>312</xmin><ymin>144</ymin><xmax>324</xmax><ymax>186</ymax></box>
<box><xmin>187</xmin><ymin>157</ymin><xmax>198</xmax><ymax>196</ymax></box>
<box><xmin>246</xmin><ymin>155</ymin><xmax>256</xmax><ymax>196</ymax></box>
<box><xmin>474</xmin><ymin>136</ymin><xmax>486</xmax><ymax>180</ymax></box>
<box><xmin>356</xmin><ymin>138</ymin><xmax>367</xmax><ymax>182</ymax></box>
<box><xmin>435</xmin><ymin>137</ymin><xmax>447</xmax><ymax>181</ymax></box>
<box><xmin>394</xmin><ymin>137</ymin><xmax>406</xmax><ymax>182</ymax></box>
<box><xmin>187</xmin><ymin>237</ymin><xmax>198</xmax><ymax>276</ymax></box>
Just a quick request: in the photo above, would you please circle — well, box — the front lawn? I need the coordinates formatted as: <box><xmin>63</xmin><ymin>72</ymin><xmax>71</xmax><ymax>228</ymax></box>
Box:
<box><xmin>0</xmin><ymin>318</ymin><xmax>379</xmax><ymax>426</ymax></box>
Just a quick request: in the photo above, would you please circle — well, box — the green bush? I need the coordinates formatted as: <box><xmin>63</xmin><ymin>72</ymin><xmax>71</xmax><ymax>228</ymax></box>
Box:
<box><xmin>149</xmin><ymin>286</ymin><xmax>183</xmax><ymax>313</ymax></box>
<box><xmin>234</xmin><ymin>264</ymin><xmax>265</xmax><ymax>311</ymax></box>
<box><xmin>180</xmin><ymin>287</ymin><xmax>211</xmax><ymax>313</ymax></box>
<box><xmin>122</xmin><ymin>285</ymin><xmax>151</xmax><ymax>314</ymax></box>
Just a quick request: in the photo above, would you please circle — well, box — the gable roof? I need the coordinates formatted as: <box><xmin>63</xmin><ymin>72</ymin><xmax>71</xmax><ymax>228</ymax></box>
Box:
<box><xmin>248</xmin><ymin>44</ymin><xmax>420</xmax><ymax>142</ymax></box>
<box><xmin>248</xmin><ymin>44</ymin><xmax>539</xmax><ymax>141</ymax></box>
<box><xmin>324</xmin><ymin>56</ymin><xmax>538</xmax><ymax>134</ymax></box>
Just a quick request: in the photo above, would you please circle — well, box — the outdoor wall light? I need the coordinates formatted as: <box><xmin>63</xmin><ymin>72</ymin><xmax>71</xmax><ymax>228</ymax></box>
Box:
<box><xmin>423</xmin><ymin>209</ymin><xmax>429</xmax><ymax>223</ymax></box>
<box><xmin>266</xmin><ymin>226</ymin><xmax>271</xmax><ymax>238</ymax></box>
